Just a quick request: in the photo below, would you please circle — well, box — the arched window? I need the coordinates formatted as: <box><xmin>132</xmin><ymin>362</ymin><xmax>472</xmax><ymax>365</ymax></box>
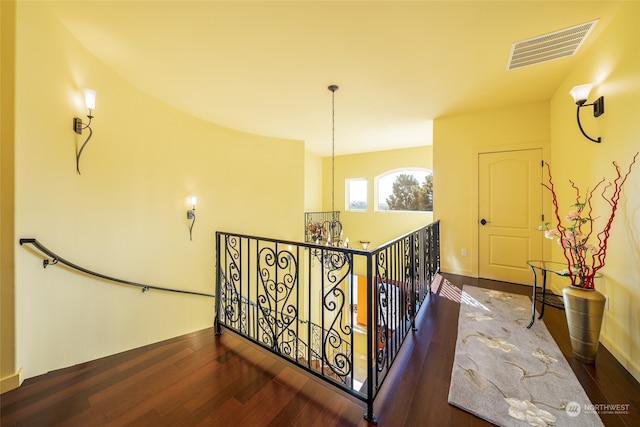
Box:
<box><xmin>376</xmin><ymin>168</ymin><xmax>433</xmax><ymax>212</ymax></box>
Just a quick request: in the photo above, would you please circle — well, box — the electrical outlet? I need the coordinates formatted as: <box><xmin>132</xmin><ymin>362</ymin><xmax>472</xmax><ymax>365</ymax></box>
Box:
<box><xmin>461</xmin><ymin>248</ymin><xmax>467</xmax><ymax>257</ymax></box>
<box><xmin>604</xmin><ymin>295</ymin><xmax>609</xmax><ymax>310</ymax></box>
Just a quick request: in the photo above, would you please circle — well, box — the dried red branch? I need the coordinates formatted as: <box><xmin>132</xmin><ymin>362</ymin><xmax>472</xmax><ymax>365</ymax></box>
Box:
<box><xmin>591</xmin><ymin>152</ymin><xmax>639</xmax><ymax>280</ymax></box>
<box><xmin>542</xmin><ymin>152</ymin><xmax>638</xmax><ymax>289</ymax></box>
<box><xmin>542</xmin><ymin>163</ymin><xmax>574</xmax><ymax>282</ymax></box>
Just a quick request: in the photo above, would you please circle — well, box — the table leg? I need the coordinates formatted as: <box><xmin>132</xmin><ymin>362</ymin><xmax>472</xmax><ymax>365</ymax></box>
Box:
<box><xmin>538</xmin><ymin>270</ymin><xmax>547</xmax><ymax>320</ymax></box>
<box><xmin>527</xmin><ymin>265</ymin><xmax>537</xmax><ymax>329</ymax></box>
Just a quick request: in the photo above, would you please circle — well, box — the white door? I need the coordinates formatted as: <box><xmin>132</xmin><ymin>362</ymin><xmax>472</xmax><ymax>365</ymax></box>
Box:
<box><xmin>478</xmin><ymin>149</ymin><xmax>543</xmax><ymax>284</ymax></box>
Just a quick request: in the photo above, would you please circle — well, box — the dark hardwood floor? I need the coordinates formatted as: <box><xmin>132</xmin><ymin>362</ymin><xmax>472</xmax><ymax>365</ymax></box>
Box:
<box><xmin>2</xmin><ymin>273</ymin><xmax>639</xmax><ymax>426</ymax></box>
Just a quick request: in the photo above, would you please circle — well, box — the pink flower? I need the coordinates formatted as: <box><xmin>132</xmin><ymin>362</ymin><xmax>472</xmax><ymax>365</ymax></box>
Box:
<box><xmin>565</xmin><ymin>210</ymin><xmax>581</xmax><ymax>221</ymax></box>
<box><xmin>544</xmin><ymin>229</ymin><xmax>559</xmax><ymax>240</ymax></box>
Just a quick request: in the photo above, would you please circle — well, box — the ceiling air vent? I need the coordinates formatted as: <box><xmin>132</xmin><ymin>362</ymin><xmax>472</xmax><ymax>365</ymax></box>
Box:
<box><xmin>507</xmin><ymin>20</ymin><xmax>598</xmax><ymax>70</ymax></box>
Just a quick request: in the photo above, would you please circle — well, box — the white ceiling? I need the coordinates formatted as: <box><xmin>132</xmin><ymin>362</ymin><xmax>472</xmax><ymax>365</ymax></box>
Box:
<box><xmin>46</xmin><ymin>1</ymin><xmax>623</xmax><ymax>156</ymax></box>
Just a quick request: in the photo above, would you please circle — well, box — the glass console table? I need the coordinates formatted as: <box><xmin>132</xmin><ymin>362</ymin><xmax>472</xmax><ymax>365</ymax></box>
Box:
<box><xmin>525</xmin><ymin>260</ymin><xmax>601</xmax><ymax>329</ymax></box>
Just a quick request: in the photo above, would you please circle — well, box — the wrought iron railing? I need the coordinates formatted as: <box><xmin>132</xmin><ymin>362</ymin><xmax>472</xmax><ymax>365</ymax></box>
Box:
<box><xmin>217</xmin><ymin>281</ymin><xmax>352</xmax><ymax>385</ymax></box>
<box><xmin>370</xmin><ymin>221</ymin><xmax>440</xmax><ymax>389</ymax></box>
<box><xmin>215</xmin><ymin>220</ymin><xmax>440</xmax><ymax>423</ymax></box>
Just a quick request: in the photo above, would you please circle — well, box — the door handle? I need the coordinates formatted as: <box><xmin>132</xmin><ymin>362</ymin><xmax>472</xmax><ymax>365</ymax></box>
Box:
<box><xmin>480</xmin><ymin>218</ymin><xmax>489</xmax><ymax>225</ymax></box>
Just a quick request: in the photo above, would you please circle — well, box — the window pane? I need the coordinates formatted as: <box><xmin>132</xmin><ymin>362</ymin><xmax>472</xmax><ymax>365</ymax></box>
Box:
<box><xmin>346</xmin><ymin>179</ymin><xmax>367</xmax><ymax>211</ymax></box>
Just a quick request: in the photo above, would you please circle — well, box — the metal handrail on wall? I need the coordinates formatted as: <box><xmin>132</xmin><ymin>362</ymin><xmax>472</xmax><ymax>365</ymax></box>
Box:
<box><xmin>19</xmin><ymin>238</ymin><xmax>215</xmax><ymax>298</ymax></box>
<box><xmin>215</xmin><ymin>220</ymin><xmax>440</xmax><ymax>423</ymax></box>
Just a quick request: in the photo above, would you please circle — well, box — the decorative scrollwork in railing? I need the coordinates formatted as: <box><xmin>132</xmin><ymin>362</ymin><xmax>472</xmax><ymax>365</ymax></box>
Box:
<box><xmin>221</xmin><ymin>235</ymin><xmax>245</xmax><ymax>331</ymax></box>
<box><xmin>376</xmin><ymin>299</ymin><xmax>389</xmax><ymax>369</ymax></box>
<box><xmin>322</xmin><ymin>251</ymin><xmax>353</xmax><ymax>379</ymax></box>
<box><xmin>307</xmin><ymin>323</ymin><xmax>351</xmax><ymax>385</ymax></box>
<box><xmin>374</xmin><ymin>251</ymin><xmax>389</xmax><ymax>372</ymax></box>
<box><xmin>218</xmin><ymin>266</ymin><xmax>352</xmax><ymax>385</ymax></box>
<box><xmin>257</xmin><ymin>246</ymin><xmax>298</xmax><ymax>354</ymax></box>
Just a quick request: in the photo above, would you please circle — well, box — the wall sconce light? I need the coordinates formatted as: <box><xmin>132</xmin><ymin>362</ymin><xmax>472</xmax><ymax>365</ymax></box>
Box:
<box><xmin>569</xmin><ymin>83</ymin><xmax>604</xmax><ymax>143</ymax></box>
<box><xmin>187</xmin><ymin>196</ymin><xmax>197</xmax><ymax>241</ymax></box>
<box><xmin>73</xmin><ymin>88</ymin><xmax>97</xmax><ymax>174</ymax></box>
<box><xmin>359</xmin><ymin>240</ymin><xmax>370</xmax><ymax>250</ymax></box>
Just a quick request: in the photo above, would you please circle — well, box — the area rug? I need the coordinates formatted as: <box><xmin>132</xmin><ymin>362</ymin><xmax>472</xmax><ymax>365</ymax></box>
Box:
<box><xmin>448</xmin><ymin>285</ymin><xmax>603</xmax><ymax>427</ymax></box>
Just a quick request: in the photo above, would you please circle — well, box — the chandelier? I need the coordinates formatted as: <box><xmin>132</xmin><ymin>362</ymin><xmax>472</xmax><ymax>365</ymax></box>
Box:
<box><xmin>309</xmin><ymin>85</ymin><xmax>349</xmax><ymax>268</ymax></box>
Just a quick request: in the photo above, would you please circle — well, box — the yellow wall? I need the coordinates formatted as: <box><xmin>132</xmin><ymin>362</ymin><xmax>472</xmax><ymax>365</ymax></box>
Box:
<box><xmin>324</xmin><ymin>146</ymin><xmax>434</xmax><ymax>252</ymax></box>
<box><xmin>548</xmin><ymin>1</ymin><xmax>640</xmax><ymax>382</ymax></box>
<box><xmin>433</xmin><ymin>103</ymin><xmax>551</xmax><ymax>276</ymax></box>
<box><xmin>10</xmin><ymin>2</ymin><xmax>304</xmax><ymax>382</ymax></box>
<box><xmin>1</xmin><ymin>0</ymin><xmax>20</xmax><ymax>393</ymax></box>
<box><xmin>304</xmin><ymin>151</ymin><xmax>323</xmax><ymax>212</ymax></box>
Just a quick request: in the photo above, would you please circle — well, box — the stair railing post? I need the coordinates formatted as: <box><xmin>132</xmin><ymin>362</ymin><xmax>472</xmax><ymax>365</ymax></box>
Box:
<box><xmin>215</xmin><ymin>232</ymin><xmax>222</xmax><ymax>335</ymax></box>
<box><xmin>364</xmin><ymin>251</ymin><xmax>378</xmax><ymax>424</ymax></box>
<box><xmin>410</xmin><ymin>232</ymin><xmax>417</xmax><ymax>331</ymax></box>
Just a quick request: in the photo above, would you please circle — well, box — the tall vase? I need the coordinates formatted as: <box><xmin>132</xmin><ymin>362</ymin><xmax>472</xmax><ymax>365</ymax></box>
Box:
<box><xmin>562</xmin><ymin>285</ymin><xmax>606</xmax><ymax>364</ymax></box>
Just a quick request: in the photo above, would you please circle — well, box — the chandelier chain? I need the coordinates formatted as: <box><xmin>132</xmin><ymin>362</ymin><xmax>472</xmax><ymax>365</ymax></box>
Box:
<box><xmin>331</xmin><ymin>87</ymin><xmax>336</xmax><ymax>219</ymax></box>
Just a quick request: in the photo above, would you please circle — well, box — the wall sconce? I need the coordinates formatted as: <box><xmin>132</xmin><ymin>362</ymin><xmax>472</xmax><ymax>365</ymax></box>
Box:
<box><xmin>569</xmin><ymin>83</ymin><xmax>604</xmax><ymax>143</ymax></box>
<box><xmin>360</xmin><ymin>240</ymin><xmax>370</xmax><ymax>250</ymax></box>
<box><xmin>187</xmin><ymin>196</ymin><xmax>197</xmax><ymax>241</ymax></box>
<box><xmin>73</xmin><ymin>88</ymin><xmax>97</xmax><ymax>174</ymax></box>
